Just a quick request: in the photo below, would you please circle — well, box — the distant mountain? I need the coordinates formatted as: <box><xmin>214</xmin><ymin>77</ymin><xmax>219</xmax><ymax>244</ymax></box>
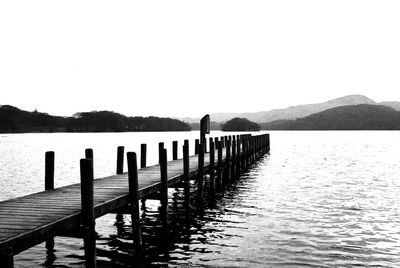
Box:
<box><xmin>379</xmin><ymin>101</ymin><xmax>400</xmax><ymax>111</ymax></box>
<box><xmin>180</xmin><ymin>94</ymin><xmax>380</xmax><ymax>123</ymax></box>
<box><xmin>261</xmin><ymin>104</ymin><xmax>400</xmax><ymax>130</ymax></box>
<box><xmin>0</xmin><ymin>105</ymin><xmax>191</xmax><ymax>133</ymax></box>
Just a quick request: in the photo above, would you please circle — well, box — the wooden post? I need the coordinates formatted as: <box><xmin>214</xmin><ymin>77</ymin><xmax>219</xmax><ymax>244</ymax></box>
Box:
<box><xmin>140</xmin><ymin>144</ymin><xmax>147</xmax><ymax>168</ymax></box>
<box><xmin>159</xmin><ymin>148</ymin><xmax>169</xmax><ymax>253</ymax></box>
<box><xmin>116</xmin><ymin>146</ymin><xmax>124</xmax><ymax>174</ymax></box>
<box><xmin>116</xmin><ymin>146</ymin><xmax>124</xmax><ymax>223</ymax></box>
<box><xmin>158</xmin><ymin>142</ymin><xmax>164</xmax><ymax>163</ymax></box>
<box><xmin>200</xmin><ymin>114</ymin><xmax>210</xmax><ymax>152</ymax></box>
<box><xmin>184</xmin><ymin>139</ymin><xmax>189</xmax><ymax>147</ymax></box>
<box><xmin>85</xmin><ymin>148</ymin><xmax>93</xmax><ymax>160</ymax></box>
<box><xmin>45</xmin><ymin>151</ymin><xmax>55</xmax><ymax>191</ymax></box>
<box><xmin>197</xmin><ymin>143</ymin><xmax>205</xmax><ymax>207</ymax></box>
<box><xmin>221</xmin><ymin>136</ymin><xmax>225</xmax><ymax>148</ymax></box>
<box><xmin>217</xmin><ymin>140</ymin><xmax>223</xmax><ymax>192</ymax></box>
<box><xmin>183</xmin><ymin>144</ymin><xmax>190</xmax><ymax>222</ymax></box>
<box><xmin>172</xmin><ymin>141</ymin><xmax>178</xmax><ymax>160</ymax></box>
<box><xmin>225</xmin><ymin>141</ymin><xmax>231</xmax><ymax>185</ymax></box>
<box><xmin>236</xmin><ymin>137</ymin><xmax>241</xmax><ymax>175</ymax></box>
<box><xmin>140</xmin><ymin>143</ymin><xmax>147</xmax><ymax>209</ymax></box>
<box><xmin>209</xmin><ymin>140</ymin><xmax>215</xmax><ymax>203</ymax></box>
<box><xmin>127</xmin><ymin>152</ymin><xmax>143</xmax><ymax>266</ymax></box>
<box><xmin>0</xmin><ymin>247</ymin><xmax>13</xmax><ymax>268</ymax></box>
<box><xmin>243</xmin><ymin>136</ymin><xmax>248</xmax><ymax>170</ymax></box>
<box><xmin>45</xmin><ymin>151</ymin><xmax>55</xmax><ymax>261</ymax></box>
<box><xmin>80</xmin><ymin>158</ymin><xmax>96</xmax><ymax>268</ymax></box>
<box><xmin>195</xmin><ymin>139</ymin><xmax>199</xmax><ymax>155</ymax></box>
<box><xmin>231</xmin><ymin>139</ymin><xmax>236</xmax><ymax>180</ymax></box>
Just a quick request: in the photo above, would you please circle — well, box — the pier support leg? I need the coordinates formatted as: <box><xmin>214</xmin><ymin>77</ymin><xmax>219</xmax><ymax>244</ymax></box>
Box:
<box><xmin>197</xmin><ymin>143</ymin><xmax>205</xmax><ymax>208</ymax></box>
<box><xmin>80</xmin><ymin>158</ymin><xmax>96</xmax><ymax>268</ymax></box>
<box><xmin>159</xmin><ymin>148</ymin><xmax>169</xmax><ymax>256</ymax></box>
<box><xmin>44</xmin><ymin>151</ymin><xmax>56</xmax><ymax>263</ymax></box>
<box><xmin>127</xmin><ymin>152</ymin><xmax>144</xmax><ymax>267</ymax></box>
<box><xmin>224</xmin><ymin>141</ymin><xmax>231</xmax><ymax>185</ymax></box>
<box><xmin>140</xmin><ymin>144</ymin><xmax>147</xmax><ymax>210</ymax></box>
<box><xmin>0</xmin><ymin>247</ymin><xmax>14</xmax><ymax>268</ymax></box>
<box><xmin>209</xmin><ymin>140</ymin><xmax>215</xmax><ymax>205</ymax></box>
<box><xmin>183</xmin><ymin>144</ymin><xmax>190</xmax><ymax>224</ymax></box>
<box><xmin>116</xmin><ymin>146</ymin><xmax>125</xmax><ymax>227</ymax></box>
<box><xmin>217</xmin><ymin>141</ymin><xmax>223</xmax><ymax>192</ymax></box>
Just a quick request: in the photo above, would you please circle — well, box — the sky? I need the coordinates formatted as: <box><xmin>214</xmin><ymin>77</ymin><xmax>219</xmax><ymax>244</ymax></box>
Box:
<box><xmin>1</xmin><ymin>0</ymin><xmax>400</xmax><ymax>118</ymax></box>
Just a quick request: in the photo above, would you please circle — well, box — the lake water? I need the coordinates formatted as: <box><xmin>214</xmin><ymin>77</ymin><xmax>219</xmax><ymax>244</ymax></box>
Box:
<box><xmin>1</xmin><ymin>131</ymin><xmax>400</xmax><ymax>267</ymax></box>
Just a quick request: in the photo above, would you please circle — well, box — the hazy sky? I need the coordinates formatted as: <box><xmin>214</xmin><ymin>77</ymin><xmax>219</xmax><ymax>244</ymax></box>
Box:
<box><xmin>1</xmin><ymin>1</ymin><xmax>399</xmax><ymax>118</ymax></box>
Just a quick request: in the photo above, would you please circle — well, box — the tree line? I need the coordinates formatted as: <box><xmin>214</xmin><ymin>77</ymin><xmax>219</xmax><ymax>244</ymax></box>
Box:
<box><xmin>0</xmin><ymin>105</ymin><xmax>191</xmax><ymax>133</ymax></box>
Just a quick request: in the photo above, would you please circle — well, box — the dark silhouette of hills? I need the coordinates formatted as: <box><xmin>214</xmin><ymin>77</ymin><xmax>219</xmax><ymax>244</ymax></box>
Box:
<box><xmin>179</xmin><ymin>95</ymin><xmax>400</xmax><ymax>123</ymax></box>
<box><xmin>261</xmin><ymin>104</ymin><xmax>400</xmax><ymax>130</ymax></box>
<box><xmin>222</xmin><ymin>118</ymin><xmax>261</xmax><ymax>131</ymax></box>
<box><xmin>0</xmin><ymin>105</ymin><xmax>191</xmax><ymax>133</ymax></box>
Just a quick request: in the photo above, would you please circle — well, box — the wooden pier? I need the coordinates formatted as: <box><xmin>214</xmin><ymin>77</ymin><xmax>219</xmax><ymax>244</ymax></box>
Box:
<box><xmin>0</xmin><ymin>133</ymin><xmax>270</xmax><ymax>267</ymax></box>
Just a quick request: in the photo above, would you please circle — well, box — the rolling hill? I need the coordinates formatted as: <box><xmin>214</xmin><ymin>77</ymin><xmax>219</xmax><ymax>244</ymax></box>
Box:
<box><xmin>261</xmin><ymin>104</ymin><xmax>400</xmax><ymax>130</ymax></box>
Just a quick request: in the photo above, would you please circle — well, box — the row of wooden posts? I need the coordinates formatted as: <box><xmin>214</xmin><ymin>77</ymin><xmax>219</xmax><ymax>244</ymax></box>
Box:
<box><xmin>21</xmin><ymin>133</ymin><xmax>270</xmax><ymax>267</ymax></box>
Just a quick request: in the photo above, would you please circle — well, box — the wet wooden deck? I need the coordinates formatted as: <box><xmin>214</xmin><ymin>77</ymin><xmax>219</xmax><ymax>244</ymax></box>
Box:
<box><xmin>0</xmin><ymin>151</ymin><xmax>219</xmax><ymax>256</ymax></box>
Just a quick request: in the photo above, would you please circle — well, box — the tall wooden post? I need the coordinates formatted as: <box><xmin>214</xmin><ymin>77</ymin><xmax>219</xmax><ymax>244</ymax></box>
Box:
<box><xmin>183</xmin><ymin>144</ymin><xmax>190</xmax><ymax>222</ymax></box>
<box><xmin>231</xmin><ymin>139</ymin><xmax>236</xmax><ymax>180</ymax></box>
<box><xmin>80</xmin><ymin>158</ymin><xmax>96</xmax><ymax>268</ymax></box>
<box><xmin>217</xmin><ymin>141</ymin><xmax>223</xmax><ymax>192</ymax></box>
<box><xmin>172</xmin><ymin>141</ymin><xmax>178</xmax><ymax>160</ymax></box>
<box><xmin>194</xmin><ymin>139</ymin><xmax>199</xmax><ymax>155</ymax></box>
<box><xmin>200</xmin><ymin>114</ymin><xmax>210</xmax><ymax>152</ymax></box>
<box><xmin>159</xmin><ymin>142</ymin><xmax>164</xmax><ymax>163</ymax></box>
<box><xmin>140</xmin><ymin>144</ymin><xmax>147</xmax><ymax>168</ymax></box>
<box><xmin>159</xmin><ymin>148</ymin><xmax>169</xmax><ymax>254</ymax></box>
<box><xmin>45</xmin><ymin>151</ymin><xmax>55</xmax><ymax>261</ymax></box>
<box><xmin>127</xmin><ymin>152</ymin><xmax>143</xmax><ymax>267</ymax></box>
<box><xmin>116</xmin><ymin>146</ymin><xmax>124</xmax><ymax>174</ymax></box>
<box><xmin>116</xmin><ymin>146</ymin><xmax>124</xmax><ymax>224</ymax></box>
<box><xmin>236</xmin><ymin>137</ymin><xmax>241</xmax><ymax>175</ymax></box>
<box><xmin>209</xmin><ymin>140</ymin><xmax>215</xmax><ymax>203</ymax></box>
<box><xmin>140</xmin><ymin>144</ymin><xmax>147</xmax><ymax>209</ymax></box>
<box><xmin>225</xmin><ymin>141</ymin><xmax>231</xmax><ymax>185</ymax></box>
<box><xmin>197</xmin><ymin>143</ymin><xmax>205</xmax><ymax>207</ymax></box>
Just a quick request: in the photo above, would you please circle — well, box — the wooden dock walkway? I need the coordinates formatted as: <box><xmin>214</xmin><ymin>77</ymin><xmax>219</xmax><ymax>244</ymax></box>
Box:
<box><xmin>0</xmin><ymin>133</ymin><xmax>269</xmax><ymax>267</ymax></box>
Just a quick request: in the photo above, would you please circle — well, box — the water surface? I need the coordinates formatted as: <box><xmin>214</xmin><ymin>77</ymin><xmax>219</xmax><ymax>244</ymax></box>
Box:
<box><xmin>1</xmin><ymin>131</ymin><xmax>400</xmax><ymax>267</ymax></box>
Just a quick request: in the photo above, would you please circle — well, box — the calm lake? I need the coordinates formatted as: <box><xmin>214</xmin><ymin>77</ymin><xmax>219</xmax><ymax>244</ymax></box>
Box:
<box><xmin>1</xmin><ymin>131</ymin><xmax>400</xmax><ymax>267</ymax></box>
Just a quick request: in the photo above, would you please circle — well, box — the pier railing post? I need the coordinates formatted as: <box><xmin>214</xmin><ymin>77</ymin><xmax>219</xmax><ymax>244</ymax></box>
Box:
<box><xmin>140</xmin><ymin>144</ymin><xmax>147</xmax><ymax>168</ymax></box>
<box><xmin>172</xmin><ymin>141</ymin><xmax>178</xmax><ymax>160</ymax></box>
<box><xmin>197</xmin><ymin>143</ymin><xmax>205</xmax><ymax>207</ymax></box>
<box><xmin>80</xmin><ymin>158</ymin><xmax>96</xmax><ymax>268</ymax></box>
<box><xmin>140</xmin><ymin>144</ymin><xmax>147</xmax><ymax>209</ymax></box>
<box><xmin>159</xmin><ymin>148</ymin><xmax>169</xmax><ymax>254</ymax></box>
<box><xmin>225</xmin><ymin>141</ymin><xmax>231</xmax><ymax>185</ymax></box>
<box><xmin>45</xmin><ymin>151</ymin><xmax>55</xmax><ymax>262</ymax></box>
<box><xmin>209</xmin><ymin>140</ymin><xmax>215</xmax><ymax>203</ymax></box>
<box><xmin>0</xmin><ymin>247</ymin><xmax>13</xmax><ymax>268</ymax></box>
<box><xmin>127</xmin><ymin>152</ymin><xmax>143</xmax><ymax>266</ymax></box>
<box><xmin>116</xmin><ymin>146</ymin><xmax>125</xmax><ymax>224</ymax></box>
<box><xmin>183</xmin><ymin>144</ymin><xmax>190</xmax><ymax>222</ymax></box>
<box><xmin>116</xmin><ymin>146</ymin><xmax>124</xmax><ymax>174</ymax></box>
<box><xmin>236</xmin><ymin>137</ymin><xmax>241</xmax><ymax>175</ymax></box>
<box><xmin>159</xmin><ymin>142</ymin><xmax>164</xmax><ymax>163</ymax></box>
<box><xmin>217</xmin><ymin>141</ymin><xmax>223</xmax><ymax>192</ymax></box>
<box><xmin>195</xmin><ymin>139</ymin><xmax>199</xmax><ymax>155</ymax></box>
<box><xmin>231</xmin><ymin>139</ymin><xmax>236</xmax><ymax>180</ymax></box>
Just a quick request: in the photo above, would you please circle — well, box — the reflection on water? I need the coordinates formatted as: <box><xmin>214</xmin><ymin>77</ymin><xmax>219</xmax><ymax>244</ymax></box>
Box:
<box><xmin>4</xmin><ymin>131</ymin><xmax>400</xmax><ymax>267</ymax></box>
